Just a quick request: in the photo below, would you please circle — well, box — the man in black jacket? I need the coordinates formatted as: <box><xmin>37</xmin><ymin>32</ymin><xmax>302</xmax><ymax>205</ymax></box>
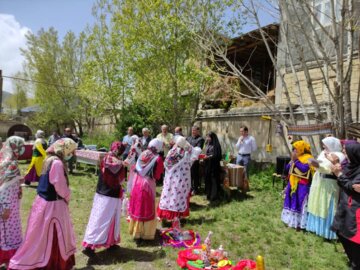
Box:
<box><xmin>186</xmin><ymin>125</ymin><xmax>205</xmax><ymax>194</ymax></box>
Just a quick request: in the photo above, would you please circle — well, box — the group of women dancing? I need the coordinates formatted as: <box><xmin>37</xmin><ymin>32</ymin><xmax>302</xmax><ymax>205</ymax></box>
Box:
<box><xmin>0</xmin><ymin>133</ymin><xmax>210</xmax><ymax>269</ymax></box>
<box><xmin>281</xmin><ymin>138</ymin><xmax>360</xmax><ymax>269</ymax></box>
<box><xmin>2</xmin><ymin>131</ymin><xmax>359</xmax><ymax>269</ymax></box>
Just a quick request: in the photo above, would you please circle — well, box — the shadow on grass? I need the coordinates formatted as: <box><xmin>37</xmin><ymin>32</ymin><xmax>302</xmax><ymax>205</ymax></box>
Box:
<box><xmin>86</xmin><ymin>246</ymin><xmax>165</xmax><ymax>266</ymax></box>
<box><xmin>135</xmin><ymin>230</ymin><xmax>163</xmax><ymax>247</ymax></box>
<box><xmin>75</xmin><ymin>266</ymin><xmax>95</xmax><ymax>270</ymax></box>
<box><xmin>229</xmin><ymin>189</ymin><xmax>254</xmax><ymax>202</ymax></box>
<box><xmin>189</xmin><ymin>201</ymin><xmax>208</xmax><ymax>211</ymax></box>
<box><xmin>184</xmin><ymin>216</ymin><xmax>217</xmax><ymax>226</ymax></box>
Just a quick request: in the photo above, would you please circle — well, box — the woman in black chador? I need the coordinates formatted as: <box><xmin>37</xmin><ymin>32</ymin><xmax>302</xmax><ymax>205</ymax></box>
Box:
<box><xmin>204</xmin><ymin>132</ymin><xmax>222</xmax><ymax>201</ymax></box>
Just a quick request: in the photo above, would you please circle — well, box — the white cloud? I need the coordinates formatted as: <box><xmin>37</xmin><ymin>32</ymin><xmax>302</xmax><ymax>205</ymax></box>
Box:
<box><xmin>0</xmin><ymin>14</ymin><xmax>31</xmax><ymax>93</ymax></box>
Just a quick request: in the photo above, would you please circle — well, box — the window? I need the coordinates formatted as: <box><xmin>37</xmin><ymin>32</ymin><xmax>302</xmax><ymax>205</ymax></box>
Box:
<box><xmin>313</xmin><ymin>0</ymin><xmax>341</xmax><ymax>28</ymax></box>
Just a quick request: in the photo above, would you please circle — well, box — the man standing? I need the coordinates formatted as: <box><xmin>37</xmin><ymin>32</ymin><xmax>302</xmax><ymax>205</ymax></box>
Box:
<box><xmin>48</xmin><ymin>130</ymin><xmax>60</xmax><ymax>146</ymax></box>
<box><xmin>62</xmin><ymin>127</ymin><xmax>78</xmax><ymax>174</ymax></box>
<box><xmin>156</xmin><ymin>125</ymin><xmax>173</xmax><ymax>156</ymax></box>
<box><xmin>186</xmin><ymin>125</ymin><xmax>205</xmax><ymax>194</ymax></box>
<box><xmin>173</xmin><ymin>126</ymin><xmax>183</xmax><ymax>142</ymax></box>
<box><xmin>140</xmin><ymin>127</ymin><xmax>152</xmax><ymax>150</ymax></box>
<box><xmin>235</xmin><ymin>125</ymin><xmax>257</xmax><ymax>176</ymax></box>
<box><xmin>122</xmin><ymin>126</ymin><xmax>134</xmax><ymax>159</ymax></box>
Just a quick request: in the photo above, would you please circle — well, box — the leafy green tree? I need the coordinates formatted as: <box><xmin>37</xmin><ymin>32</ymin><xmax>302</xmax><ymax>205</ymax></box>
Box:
<box><xmin>89</xmin><ymin>0</ymin><xmax>237</xmax><ymax>131</ymax></box>
<box><xmin>4</xmin><ymin>72</ymin><xmax>28</xmax><ymax>114</ymax></box>
<box><xmin>21</xmin><ymin>28</ymin><xmax>86</xmax><ymax>135</ymax></box>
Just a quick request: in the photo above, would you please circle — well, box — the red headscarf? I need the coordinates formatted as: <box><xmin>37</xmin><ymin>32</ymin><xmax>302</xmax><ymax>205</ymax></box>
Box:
<box><xmin>101</xmin><ymin>141</ymin><xmax>125</xmax><ymax>188</ymax></box>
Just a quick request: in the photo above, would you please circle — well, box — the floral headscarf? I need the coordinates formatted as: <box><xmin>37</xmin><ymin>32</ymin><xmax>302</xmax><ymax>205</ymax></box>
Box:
<box><xmin>110</xmin><ymin>141</ymin><xmax>125</xmax><ymax>158</ymax></box>
<box><xmin>46</xmin><ymin>138</ymin><xmax>77</xmax><ymax>158</ymax></box>
<box><xmin>135</xmin><ymin>139</ymin><xmax>163</xmax><ymax>177</ymax></box>
<box><xmin>42</xmin><ymin>138</ymin><xmax>77</xmax><ymax>174</ymax></box>
<box><xmin>101</xmin><ymin>141</ymin><xmax>125</xmax><ymax>187</ymax></box>
<box><xmin>0</xmin><ymin>136</ymin><xmax>25</xmax><ymax>191</ymax></box>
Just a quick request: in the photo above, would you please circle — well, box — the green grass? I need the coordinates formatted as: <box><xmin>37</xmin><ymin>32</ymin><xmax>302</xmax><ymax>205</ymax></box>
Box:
<box><xmin>18</xmin><ymin>162</ymin><xmax>348</xmax><ymax>270</ymax></box>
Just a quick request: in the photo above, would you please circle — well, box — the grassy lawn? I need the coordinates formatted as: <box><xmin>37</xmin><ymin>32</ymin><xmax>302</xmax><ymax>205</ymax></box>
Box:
<box><xmin>18</xmin><ymin>162</ymin><xmax>348</xmax><ymax>270</ymax></box>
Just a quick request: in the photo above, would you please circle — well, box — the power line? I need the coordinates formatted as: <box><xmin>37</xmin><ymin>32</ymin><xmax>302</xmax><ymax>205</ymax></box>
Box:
<box><xmin>2</xmin><ymin>75</ymin><xmax>78</xmax><ymax>89</ymax></box>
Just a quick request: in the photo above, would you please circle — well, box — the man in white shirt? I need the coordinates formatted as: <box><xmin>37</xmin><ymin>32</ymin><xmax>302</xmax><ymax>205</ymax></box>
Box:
<box><xmin>235</xmin><ymin>126</ymin><xmax>257</xmax><ymax>176</ymax></box>
<box><xmin>156</xmin><ymin>125</ymin><xmax>173</xmax><ymax>156</ymax></box>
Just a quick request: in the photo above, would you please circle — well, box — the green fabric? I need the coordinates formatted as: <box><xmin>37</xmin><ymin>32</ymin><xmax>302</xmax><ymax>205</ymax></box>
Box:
<box><xmin>307</xmin><ymin>170</ymin><xmax>339</xmax><ymax>218</ymax></box>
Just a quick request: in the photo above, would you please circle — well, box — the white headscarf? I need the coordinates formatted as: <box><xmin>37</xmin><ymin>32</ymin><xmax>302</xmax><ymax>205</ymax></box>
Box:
<box><xmin>135</xmin><ymin>139</ymin><xmax>163</xmax><ymax>177</ymax></box>
<box><xmin>35</xmin><ymin>130</ymin><xmax>45</xmax><ymax>139</ymax></box>
<box><xmin>148</xmin><ymin>138</ymin><xmax>163</xmax><ymax>153</ymax></box>
<box><xmin>175</xmin><ymin>136</ymin><xmax>190</xmax><ymax>150</ymax></box>
<box><xmin>322</xmin><ymin>137</ymin><xmax>342</xmax><ymax>152</ymax></box>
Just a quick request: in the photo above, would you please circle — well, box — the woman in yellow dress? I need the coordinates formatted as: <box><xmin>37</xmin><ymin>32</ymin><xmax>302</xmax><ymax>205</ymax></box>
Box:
<box><xmin>24</xmin><ymin>130</ymin><xmax>47</xmax><ymax>185</ymax></box>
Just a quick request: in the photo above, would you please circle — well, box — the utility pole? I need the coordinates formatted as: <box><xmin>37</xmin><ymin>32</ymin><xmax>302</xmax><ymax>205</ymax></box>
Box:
<box><xmin>0</xmin><ymin>70</ymin><xmax>3</xmax><ymax>113</ymax></box>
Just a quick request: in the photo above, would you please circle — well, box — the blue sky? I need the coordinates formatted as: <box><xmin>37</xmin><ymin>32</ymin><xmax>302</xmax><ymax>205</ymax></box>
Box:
<box><xmin>0</xmin><ymin>0</ymin><xmax>277</xmax><ymax>94</ymax></box>
<box><xmin>0</xmin><ymin>0</ymin><xmax>96</xmax><ymax>38</ymax></box>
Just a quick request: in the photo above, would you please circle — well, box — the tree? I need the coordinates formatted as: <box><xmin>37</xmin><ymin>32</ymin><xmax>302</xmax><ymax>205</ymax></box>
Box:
<box><xmin>88</xmin><ymin>0</ymin><xmax>238</xmax><ymax>130</ymax></box>
<box><xmin>191</xmin><ymin>0</ymin><xmax>359</xmax><ymax>153</ymax></box>
<box><xmin>21</xmin><ymin>28</ymin><xmax>87</xmax><ymax>135</ymax></box>
<box><xmin>4</xmin><ymin>71</ymin><xmax>28</xmax><ymax>114</ymax></box>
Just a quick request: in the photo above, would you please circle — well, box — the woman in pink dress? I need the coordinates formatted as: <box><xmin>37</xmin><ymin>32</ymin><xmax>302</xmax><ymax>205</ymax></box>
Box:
<box><xmin>82</xmin><ymin>141</ymin><xmax>126</xmax><ymax>256</ymax></box>
<box><xmin>0</xmin><ymin>136</ymin><xmax>25</xmax><ymax>268</ymax></box>
<box><xmin>9</xmin><ymin>138</ymin><xmax>77</xmax><ymax>270</ymax></box>
<box><xmin>128</xmin><ymin>138</ymin><xmax>164</xmax><ymax>241</ymax></box>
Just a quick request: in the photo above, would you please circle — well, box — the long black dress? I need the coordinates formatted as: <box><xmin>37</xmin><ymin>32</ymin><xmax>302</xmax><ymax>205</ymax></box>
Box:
<box><xmin>204</xmin><ymin>133</ymin><xmax>222</xmax><ymax>201</ymax></box>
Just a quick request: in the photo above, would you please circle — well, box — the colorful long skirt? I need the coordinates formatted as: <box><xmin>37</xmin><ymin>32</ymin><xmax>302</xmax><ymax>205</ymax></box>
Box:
<box><xmin>281</xmin><ymin>182</ymin><xmax>310</xmax><ymax>229</ymax></box>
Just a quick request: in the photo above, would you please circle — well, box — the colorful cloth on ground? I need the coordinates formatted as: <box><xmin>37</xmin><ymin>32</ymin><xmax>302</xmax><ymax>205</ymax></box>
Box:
<box><xmin>9</xmin><ymin>159</ymin><xmax>76</xmax><ymax>269</ymax></box>
<box><xmin>306</xmin><ymin>137</ymin><xmax>345</xmax><ymax>239</ymax></box>
<box><xmin>176</xmin><ymin>246</ymin><xmax>232</xmax><ymax>270</ymax></box>
<box><xmin>25</xmin><ymin>138</ymin><xmax>47</xmax><ymax>182</ymax></box>
<box><xmin>82</xmin><ymin>193</ymin><xmax>122</xmax><ymax>249</ymax></box>
<box><xmin>160</xmin><ymin>228</ymin><xmax>201</xmax><ymax>248</ymax></box>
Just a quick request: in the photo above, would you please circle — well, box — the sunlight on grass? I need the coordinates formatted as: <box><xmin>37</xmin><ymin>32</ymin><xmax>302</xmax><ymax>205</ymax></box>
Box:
<box><xmin>17</xmin><ymin>162</ymin><xmax>348</xmax><ymax>270</ymax></box>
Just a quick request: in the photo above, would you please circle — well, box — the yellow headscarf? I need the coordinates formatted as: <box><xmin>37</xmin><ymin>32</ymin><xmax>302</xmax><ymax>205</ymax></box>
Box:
<box><xmin>289</xmin><ymin>140</ymin><xmax>314</xmax><ymax>194</ymax></box>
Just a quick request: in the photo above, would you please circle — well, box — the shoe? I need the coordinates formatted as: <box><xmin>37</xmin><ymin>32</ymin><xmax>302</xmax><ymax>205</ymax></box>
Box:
<box><xmin>82</xmin><ymin>247</ymin><xmax>95</xmax><ymax>257</ymax></box>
